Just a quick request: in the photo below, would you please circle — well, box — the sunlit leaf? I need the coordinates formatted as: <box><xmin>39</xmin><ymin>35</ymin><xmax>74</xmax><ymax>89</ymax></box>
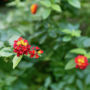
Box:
<box><xmin>44</xmin><ymin>77</ymin><xmax>51</xmax><ymax>88</ymax></box>
<box><xmin>0</xmin><ymin>47</ymin><xmax>13</xmax><ymax>57</ymax></box>
<box><xmin>13</xmin><ymin>55</ymin><xmax>23</xmax><ymax>69</ymax></box>
<box><xmin>8</xmin><ymin>35</ymin><xmax>20</xmax><ymax>46</ymax></box>
<box><xmin>70</xmin><ymin>48</ymin><xmax>86</xmax><ymax>55</ymax></box>
<box><xmin>42</xmin><ymin>8</ymin><xmax>51</xmax><ymax>19</ymax></box>
<box><xmin>67</xmin><ymin>0</ymin><xmax>81</xmax><ymax>8</ymax></box>
<box><xmin>62</xmin><ymin>36</ymin><xmax>71</xmax><ymax>42</ymax></box>
<box><xmin>40</xmin><ymin>0</ymin><xmax>51</xmax><ymax>8</ymax></box>
<box><xmin>65</xmin><ymin>59</ymin><xmax>76</xmax><ymax>70</ymax></box>
<box><xmin>85</xmin><ymin>52</ymin><xmax>90</xmax><ymax>59</ymax></box>
<box><xmin>51</xmin><ymin>4</ymin><xmax>62</xmax><ymax>12</ymax></box>
<box><xmin>0</xmin><ymin>41</ymin><xmax>4</xmax><ymax>48</ymax></box>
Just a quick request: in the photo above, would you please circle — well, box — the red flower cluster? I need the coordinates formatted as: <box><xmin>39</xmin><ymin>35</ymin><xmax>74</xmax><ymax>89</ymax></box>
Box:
<box><xmin>75</xmin><ymin>55</ymin><xmax>88</xmax><ymax>70</ymax></box>
<box><xmin>13</xmin><ymin>37</ymin><xmax>31</xmax><ymax>57</ymax></box>
<box><xmin>29</xmin><ymin>46</ymin><xmax>43</xmax><ymax>59</ymax></box>
<box><xmin>13</xmin><ymin>37</ymin><xmax>43</xmax><ymax>58</ymax></box>
<box><xmin>30</xmin><ymin>4</ymin><xmax>38</xmax><ymax>14</ymax></box>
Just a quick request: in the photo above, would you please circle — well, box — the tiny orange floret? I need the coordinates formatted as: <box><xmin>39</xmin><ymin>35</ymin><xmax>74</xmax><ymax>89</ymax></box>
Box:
<box><xmin>31</xmin><ymin>4</ymin><xmax>38</xmax><ymax>14</ymax></box>
<box><xmin>38</xmin><ymin>50</ymin><xmax>43</xmax><ymax>54</ymax></box>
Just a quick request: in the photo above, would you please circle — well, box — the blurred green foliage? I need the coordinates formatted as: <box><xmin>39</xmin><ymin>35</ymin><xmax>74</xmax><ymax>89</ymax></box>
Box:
<box><xmin>0</xmin><ymin>0</ymin><xmax>90</xmax><ymax>90</ymax></box>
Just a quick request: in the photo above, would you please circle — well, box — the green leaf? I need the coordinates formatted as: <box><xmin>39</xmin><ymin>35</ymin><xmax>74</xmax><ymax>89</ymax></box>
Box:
<box><xmin>62</xmin><ymin>36</ymin><xmax>71</xmax><ymax>42</ymax></box>
<box><xmin>67</xmin><ymin>75</ymin><xmax>75</xmax><ymax>84</ymax></box>
<box><xmin>18</xmin><ymin>62</ymin><xmax>33</xmax><ymax>69</ymax></box>
<box><xmin>0</xmin><ymin>47</ymin><xmax>13</xmax><ymax>57</ymax></box>
<box><xmin>7</xmin><ymin>1</ymin><xmax>16</xmax><ymax>6</ymax></box>
<box><xmin>70</xmin><ymin>48</ymin><xmax>86</xmax><ymax>55</ymax></box>
<box><xmin>62</xmin><ymin>29</ymin><xmax>71</xmax><ymax>34</ymax></box>
<box><xmin>76</xmin><ymin>71</ymin><xmax>84</xmax><ymax>79</ymax></box>
<box><xmin>51</xmin><ymin>4</ymin><xmax>62</xmax><ymax>12</ymax></box>
<box><xmin>62</xmin><ymin>29</ymin><xmax>81</xmax><ymax>37</ymax></box>
<box><xmin>67</xmin><ymin>0</ymin><xmax>81</xmax><ymax>8</ymax></box>
<box><xmin>8</xmin><ymin>35</ymin><xmax>20</xmax><ymax>46</ymax></box>
<box><xmin>85</xmin><ymin>75</ymin><xmax>90</xmax><ymax>85</ymax></box>
<box><xmin>65</xmin><ymin>59</ymin><xmax>76</xmax><ymax>70</ymax></box>
<box><xmin>15</xmin><ymin>0</ymin><xmax>21</xmax><ymax>7</ymax></box>
<box><xmin>42</xmin><ymin>8</ymin><xmax>51</xmax><ymax>19</ymax></box>
<box><xmin>7</xmin><ymin>0</ymin><xmax>20</xmax><ymax>6</ymax></box>
<box><xmin>5</xmin><ymin>76</ymin><xmax>17</xmax><ymax>85</ymax></box>
<box><xmin>71</xmin><ymin>30</ymin><xmax>81</xmax><ymax>37</ymax></box>
<box><xmin>44</xmin><ymin>77</ymin><xmax>51</xmax><ymax>88</ymax></box>
<box><xmin>39</xmin><ymin>35</ymin><xmax>47</xmax><ymax>44</ymax></box>
<box><xmin>48</xmin><ymin>30</ymin><xmax>57</xmax><ymax>38</ymax></box>
<box><xmin>76</xmin><ymin>79</ymin><xmax>83</xmax><ymax>90</ymax></box>
<box><xmin>0</xmin><ymin>41</ymin><xmax>4</xmax><ymax>48</ymax></box>
<box><xmin>50</xmin><ymin>0</ymin><xmax>60</xmax><ymax>3</ymax></box>
<box><xmin>40</xmin><ymin>0</ymin><xmax>51</xmax><ymax>8</ymax></box>
<box><xmin>85</xmin><ymin>52</ymin><xmax>90</xmax><ymax>59</ymax></box>
<box><xmin>83</xmin><ymin>38</ymin><xmax>90</xmax><ymax>47</ymax></box>
<box><xmin>73</xmin><ymin>36</ymin><xmax>87</xmax><ymax>48</ymax></box>
<box><xmin>13</xmin><ymin>55</ymin><xmax>23</xmax><ymax>69</ymax></box>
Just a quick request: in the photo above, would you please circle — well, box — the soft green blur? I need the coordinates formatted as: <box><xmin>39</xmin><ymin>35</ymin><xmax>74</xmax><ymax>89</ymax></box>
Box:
<box><xmin>0</xmin><ymin>0</ymin><xmax>90</xmax><ymax>90</ymax></box>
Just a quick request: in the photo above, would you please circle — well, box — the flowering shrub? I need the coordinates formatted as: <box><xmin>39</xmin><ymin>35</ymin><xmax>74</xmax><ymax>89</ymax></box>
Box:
<box><xmin>13</xmin><ymin>37</ymin><xmax>90</xmax><ymax>70</ymax></box>
<box><xmin>0</xmin><ymin>0</ymin><xmax>90</xmax><ymax>89</ymax></box>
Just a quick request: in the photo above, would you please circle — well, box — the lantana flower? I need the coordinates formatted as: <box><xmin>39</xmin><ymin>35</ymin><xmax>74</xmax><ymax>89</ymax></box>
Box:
<box><xmin>13</xmin><ymin>37</ymin><xmax>43</xmax><ymax>59</ymax></box>
<box><xmin>13</xmin><ymin>37</ymin><xmax>31</xmax><ymax>57</ymax></box>
<box><xmin>75</xmin><ymin>55</ymin><xmax>88</xmax><ymax>70</ymax></box>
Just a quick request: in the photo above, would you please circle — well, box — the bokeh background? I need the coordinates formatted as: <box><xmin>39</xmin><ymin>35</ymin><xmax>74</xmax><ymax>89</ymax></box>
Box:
<box><xmin>0</xmin><ymin>0</ymin><xmax>90</xmax><ymax>90</ymax></box>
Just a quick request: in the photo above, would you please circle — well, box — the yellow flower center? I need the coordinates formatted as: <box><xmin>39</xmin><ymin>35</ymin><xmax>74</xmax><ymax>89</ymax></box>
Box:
<box><xmin>17</xmin><ymin>40</ymin><xmax>27</xmax><ymax>46</ymax></box>
<box><xmin>38</xmin><ymin>51</ymin><xmax>41</xmax><ymax>54</ymax></box>
<box><xmin>78</xmin><ymin>58</ymin><xmax>85</xmax><ymax>65</ymax></box>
